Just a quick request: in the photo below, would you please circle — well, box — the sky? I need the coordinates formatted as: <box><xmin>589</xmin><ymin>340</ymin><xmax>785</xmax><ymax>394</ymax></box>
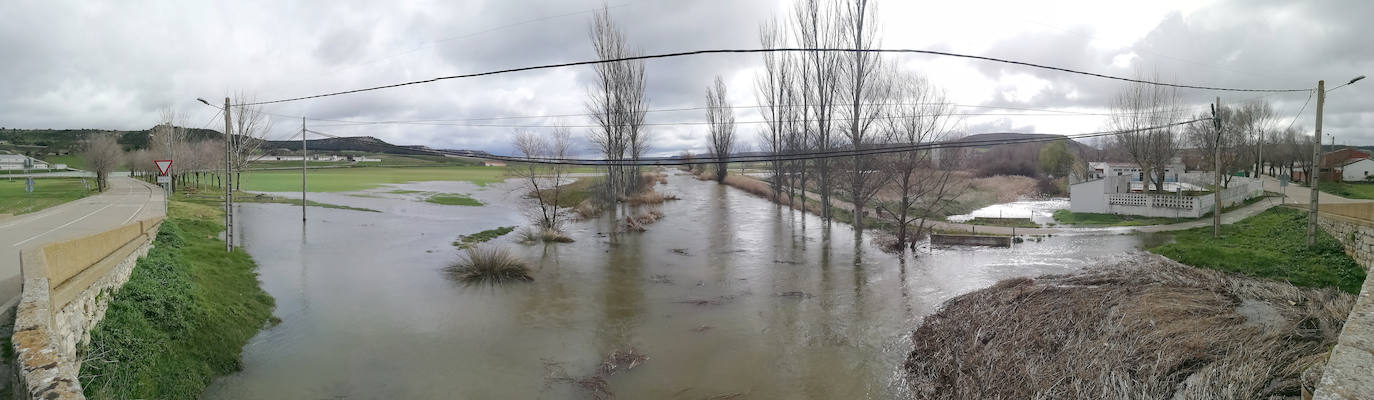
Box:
<box><xmin>1</xmin><ymin>0</ymin><xmax>1370</xmax><ymax>156</ymax></box>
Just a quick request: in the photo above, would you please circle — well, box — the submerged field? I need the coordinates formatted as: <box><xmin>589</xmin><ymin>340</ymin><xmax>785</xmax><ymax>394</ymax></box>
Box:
<box><xmin>239</xmin><ymin>166</ymin><xmax>511</xmax><ymax>192</ymax></box>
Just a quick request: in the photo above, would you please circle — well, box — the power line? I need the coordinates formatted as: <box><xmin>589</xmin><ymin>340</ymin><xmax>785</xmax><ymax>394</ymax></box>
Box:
<box><xmin>300</xmin><ymin>118</ymin><xmax>1210</xmax><ymax>166</ymax></box>
<box><xmin>1283</xmin><ymin>90</ymin><xmax>1315</xmax><ymax>132</ymax></box>
<box><xmin>237</xmin><ymin>48</ymin><xmax>1314</xmax><ymax>106</ymax></box>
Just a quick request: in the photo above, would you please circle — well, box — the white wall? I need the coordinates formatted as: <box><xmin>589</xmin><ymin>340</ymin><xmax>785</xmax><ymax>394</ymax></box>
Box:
<box><xmin>1069</xmin><ymin>179</ymin><xmax>1108</xmax><ymax>213</ymax></box>
<box><xmin>1343</xmin><ymin>159</ymin><xmax>1374</xmax><ymax>181</ymax></box>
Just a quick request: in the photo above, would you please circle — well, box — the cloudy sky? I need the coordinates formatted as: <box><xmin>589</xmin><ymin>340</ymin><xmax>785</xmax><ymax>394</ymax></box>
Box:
<box><xmin>1</xmin><ymin>0</ymin><xmax>1370</xmax><ymax>156</ymax></box>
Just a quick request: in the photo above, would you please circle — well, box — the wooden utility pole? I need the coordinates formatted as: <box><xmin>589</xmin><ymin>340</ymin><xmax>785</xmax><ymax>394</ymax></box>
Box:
<box><xmin>301</xmin><ymin>117</ymin><xmax>307</xmax><ymax>222</ymax></box>
<box><xmin>1212</xmin><ymin>97</ymin><xmax>1222</xmax><ymax>238</ymax></box>
<box><xmin>1307</xmin><ymin>81</ymin><xmax>1324</xmax><ymax>247</ymax></box>
<box><xmin>223</xmin><ymin>97</ymin><xmax>235</xmax><ymax>251</ymax></box>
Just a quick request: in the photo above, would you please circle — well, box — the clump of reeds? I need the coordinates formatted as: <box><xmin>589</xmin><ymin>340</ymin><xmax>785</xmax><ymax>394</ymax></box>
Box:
<box><xmin>622</xmin><ymin>210</ymin><xmax>664</xmax><ymax>232</ymax></box>
<box><xmin>640</xmin><ymin>171</ymin><xmax>668</xmax><ymax>186</ymax></box>
<box><xmin>903</xmin><ymin>253</ymin><xmax>1355</xmax><ymax>399</ymax></box>
<box><xmin>573</xmin><ymin>199</ymin><xmax>603</xmax><ymax>220</ymax></box>
<box><xmin>517</xmin><ymin>226</ymin><xmax>574</xmax><ymax>243</ymax></box>
<box><xmin>445</xmin><ymin>246</ymin><xmax>533</xmax><ymax>285</ymax></box>
<box><xmin>620</xmin><ymin>189</ymin><xmax>680</xmax><ymax>205</ymax></box>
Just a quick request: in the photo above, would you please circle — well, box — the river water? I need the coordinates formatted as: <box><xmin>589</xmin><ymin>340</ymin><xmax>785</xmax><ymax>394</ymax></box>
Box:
<box><xmin>204</xmin><ymin>172</ymin><xmax>1147</xmax><ymax>399</ymax></box>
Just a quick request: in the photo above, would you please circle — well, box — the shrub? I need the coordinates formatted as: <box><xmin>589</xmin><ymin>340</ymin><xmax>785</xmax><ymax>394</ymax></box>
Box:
<box><xmin>445</xmin><ymin>246</ymin><xmax>533</xmax><ymax>285</ymax></box>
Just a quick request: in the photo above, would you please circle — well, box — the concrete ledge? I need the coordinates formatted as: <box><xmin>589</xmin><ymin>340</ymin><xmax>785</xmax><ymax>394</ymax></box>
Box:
<box><xmin>1312</xmin><ymin>212</ymin><xmax>1374</xmax><ymax>399</ymax></box>
<box><xmin>930</xmin><ymin>234</ymin><xmax>1011</xmax><ymax>247</ymax></box>
<box><xmin>10</xmin><ymin>217</ymin><xmax>162</xmax><ymax>400</ymax></box>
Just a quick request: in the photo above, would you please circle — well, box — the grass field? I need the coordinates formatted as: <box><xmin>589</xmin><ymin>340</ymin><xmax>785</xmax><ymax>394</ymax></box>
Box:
<box><xmin>239</xmin><ymin>166</ymin><xmax>512</xmax><ymax>192</ymax></box>
<box><xmin>176</xmin><ymin>189</ymin><xmax>380</xmax><ymax>213</ymax></box>
<box><xmin>79</xmin><ymin>201</ymin><xmax>275</xmax><ymax>398</ymax></box>
<box><xmin>1318</xmin><ymin>181</ymin><xmax>1374</xmax><ymax>199</ymax></box>
<box><xmin>424</xmin><ymin>193</ymin><xmax>483</xmax><ymax>206</ymax></box>
<box><xmin>0</xmin><ymin>177</ymin><xmax>94</xmax><ymax>215</ymax></box>
<box><xmin>1151</xmin><ymin>207</ymin><xmax>1366</xmax><ymax>294</ymax></box>
<box><xmin>38</xmin><ymin>154</ymin><xmax>87</xmax><ymax>170</ymax></box>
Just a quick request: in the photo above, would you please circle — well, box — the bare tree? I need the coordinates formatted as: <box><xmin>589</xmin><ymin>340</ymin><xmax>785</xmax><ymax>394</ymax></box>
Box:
<box><xmin>512</xmin><ymin>128</ymin><xmax>573</xmax><ymax>231</ymax></box>
<box><xmin>229</xmin><ymin>94</ymin><xmax>272</xmax><ymax>191</ymax></box>
<box><xmin>1234</xmin><ymin>100</ymin><xmax>1276</xmax><ymax>176</ymax></box>
<box><xmin>838</xmin><ymin>0</ymin><xmax>884</xmax><ymax>231</ymax></box>
<box><xmin>793</xmin><ymin>0</ymin><xmax>842</xmax><ymax>219</ymax></box>
<box><xmin>82</xmin><ymin>135</ymin><xmax>123</xmax><ymax>192</ymax></box>
<box><xmin>1109</xmin><ymin>71</ymin><xmax>1183</xmax><ymax>193</ymax></box>
<box><xmin>875</xmin><ymin>72</ymin><xmax>965</xmax><ymax>251</ymax></box>
<box><xmin>756</xmin><ymin>17</ymin><xmax>788</xmax><ymax>199</ymax></box>
<box><xmin>586</xmin><ymin>6</ymin><xmax>649</xmax><ymax>201</ymax></box>
<box><xmin>705</xmin><ymin>76</ymin><xmax>736</xmax><ymax>182</ymax></box>
<box><xmin>1184</xmin><ymin>106</ymin><xmax>1246</xmax><ymax>188</ymax></box>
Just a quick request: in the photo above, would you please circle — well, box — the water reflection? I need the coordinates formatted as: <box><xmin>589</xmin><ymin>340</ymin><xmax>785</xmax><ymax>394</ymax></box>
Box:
<box><xmin>205</xmin><ymin>173</ymin><xmax>1145</xmax><ymax>399</ymax></box>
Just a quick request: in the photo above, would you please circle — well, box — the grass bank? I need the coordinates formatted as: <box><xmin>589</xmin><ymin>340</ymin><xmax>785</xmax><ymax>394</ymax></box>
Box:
<box><xmin>0</xmin><ymin>177</ymin><xmax>94</xmax><ymax>215</ymax></box>
<box><xmin>1151</xmin><ymin>207</ymin><xmax>1366</xmax><ymax>294</ymax></box>
<box><xmin>78</xmin><ymin>200</ymin><xmax>275</xmax><ymax>399</ymax></box>
<box><xmin>240</xmin><ymin>166</ymin><xmax>510</xmax><ymax>192</ymax></box>
<box><xmin>454</xmin><ymin>226</ymin><xmax>516</xmax><ymax>248</ymax></box>
<box><xmin>1318</xmin><ymin>181</ymin><xmax>1374</xmax><ymax>200</ymax></box>
<box><xmin>424</xmin><ymin>193</ymin><xmax>482</xmax><ymax>206</ymax></box>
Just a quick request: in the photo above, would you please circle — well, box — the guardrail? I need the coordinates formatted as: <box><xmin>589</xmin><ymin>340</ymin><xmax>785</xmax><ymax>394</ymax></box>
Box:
<box><xmin>12</xmin><ymin>217</ymin><xmax>163</xmax><ymax>400</ymax></box>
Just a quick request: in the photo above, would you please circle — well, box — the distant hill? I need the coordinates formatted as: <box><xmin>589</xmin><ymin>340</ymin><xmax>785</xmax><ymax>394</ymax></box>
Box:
<box><xmin>0</xmin><ymin>127</ymin><xmax>220</xmax><ymax>154</ymax></box>
<box><xmin>263</xmin><ymin>136</ymin><xmax>434</xmax><ymax>155</ymax></box>
<box><xmin>958</xmin><ymin>132</ymin><xmax>1088</xmax><ymax>151</ymax></box>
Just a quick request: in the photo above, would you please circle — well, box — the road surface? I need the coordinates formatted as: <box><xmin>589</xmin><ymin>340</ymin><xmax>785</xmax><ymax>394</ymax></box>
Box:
<box><xmin>0</xmin><ymin>176</ymin><xmax>164</xmax><ymax>308</ymax></box>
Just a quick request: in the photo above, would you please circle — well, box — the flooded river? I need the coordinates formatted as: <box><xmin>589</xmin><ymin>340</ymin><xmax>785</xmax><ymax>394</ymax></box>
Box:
<box><xmin>204</xmin><ymin>172</ymin><xmax>1147</xmax><ymax>399</ymax></box>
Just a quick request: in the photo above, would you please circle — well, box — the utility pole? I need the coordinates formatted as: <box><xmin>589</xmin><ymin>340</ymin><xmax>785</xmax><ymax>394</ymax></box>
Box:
<box><xmin>223</xmin><ymin>97</ymin><xmax>234</xmax><ymax>251</ymax></box>
<box><xmin>1212</xmin><ymin>97</ymin><xmax>1222</xmax><ymax>238</ymax></box>
<box><xmin>302</xmin><ymin>117</ymin><xmax>307</xmax><ymax>222</ymax></box>
<box><xmin>1307</xmin><ymin>81</ymin><xmax>1324</xmax><ymax>247</ymax></box>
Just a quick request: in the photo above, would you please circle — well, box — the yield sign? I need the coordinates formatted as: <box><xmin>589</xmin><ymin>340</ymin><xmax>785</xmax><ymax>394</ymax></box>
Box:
<box><xmin>154</xmin><ymin>160</ymin><xmax>173</xmax><ymax>176</ymax></box>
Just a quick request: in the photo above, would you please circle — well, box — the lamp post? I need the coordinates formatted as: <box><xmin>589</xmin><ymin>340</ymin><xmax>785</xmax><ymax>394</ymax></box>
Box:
<box><xmin>1308</xmin><ymin>75</ymin><xmax>1366</xmax><ymax>247</ymax></box>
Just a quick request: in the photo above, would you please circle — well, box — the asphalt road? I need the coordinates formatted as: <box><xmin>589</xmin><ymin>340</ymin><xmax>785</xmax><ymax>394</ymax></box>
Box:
<box><xmin>0</xmin><ymin>176</ymin><xmax>164</xmax><ymax>308</ymax></box>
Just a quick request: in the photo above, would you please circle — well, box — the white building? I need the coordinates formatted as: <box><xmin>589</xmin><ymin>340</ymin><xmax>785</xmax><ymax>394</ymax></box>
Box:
<box><xmin>1341</xmin><ymin>158</ymin><xmax>1374</xmax><ymax>182</ymax></box>
<box><xmin>1069</xmin><ymin>175</ymin><xmax>1263</xmax><ymax>218</ymax></box>
<box><xmin>1086</xmin><ymin>161</ymin><xmax>1184</xmax><ymax>183</ymax></box>
<box><xmin>0</xmin><ymin>154</ymin><xmax>52</xmax><ymax>170</ymax></box>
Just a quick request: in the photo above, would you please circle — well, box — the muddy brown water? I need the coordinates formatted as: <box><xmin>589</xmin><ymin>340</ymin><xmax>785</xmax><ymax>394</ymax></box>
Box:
<box><xmin>203</xmin><ymin>172</ymin><xmax>1148</xmax><ymax>399</ymax></box>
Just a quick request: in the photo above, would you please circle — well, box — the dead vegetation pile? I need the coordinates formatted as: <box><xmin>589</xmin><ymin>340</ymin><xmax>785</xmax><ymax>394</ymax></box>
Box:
<box><xmin>545</xmin><ymin>347</ymin><xmax>650</xmax><ymax>400</ymax></box>
<box><xmin>622</xmin><ymin>210</ymin><xmax>664</xmax><ymax>232</ymax></box>
<box><xmin>905</xmin><ymin>254</ymin><xmax>1355</xmax><ymax>400</ymax></box>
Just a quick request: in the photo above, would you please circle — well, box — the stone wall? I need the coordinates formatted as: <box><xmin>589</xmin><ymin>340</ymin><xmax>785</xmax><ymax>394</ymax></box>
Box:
<box><xmin>1311</xmin><ymin>209</ymin><xmax>1374</xmax><ymax>400</ymax></box>
<box><xmin>11</xmin><ymin>218</ymin><xmax>161</xmax><ymax>400</ymax></box>
<box><xmin>930</xmin><ymin>234</ymin><xmax>1012</xmax><ymax>247</ymax></box>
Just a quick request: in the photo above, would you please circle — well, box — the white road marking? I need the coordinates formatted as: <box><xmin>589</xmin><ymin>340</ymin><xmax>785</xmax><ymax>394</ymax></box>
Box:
<box><xmin>11</xmin><ymin>204</ymin><xmax>114</xmax><ymax>247</ymax></box>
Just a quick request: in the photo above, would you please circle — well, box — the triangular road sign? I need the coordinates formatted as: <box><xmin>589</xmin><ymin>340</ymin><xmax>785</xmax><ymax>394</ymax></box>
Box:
<box><xmin>154</xmin><ymin>160</ymin><xmax>173</xmax><ymax>176</ymax></box>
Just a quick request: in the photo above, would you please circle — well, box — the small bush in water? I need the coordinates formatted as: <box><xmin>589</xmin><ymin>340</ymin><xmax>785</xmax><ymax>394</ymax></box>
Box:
<box><xmin>446</xmin><ymin>246</ymin><xmax>533</xmax><ymax>285</ymax></box>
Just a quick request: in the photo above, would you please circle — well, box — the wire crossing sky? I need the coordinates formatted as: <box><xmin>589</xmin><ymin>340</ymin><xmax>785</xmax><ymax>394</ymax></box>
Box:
<box><xmin>233</xmin><ymin>47</ymin><xmax>1315</xmax><ymax>107</ymax></box>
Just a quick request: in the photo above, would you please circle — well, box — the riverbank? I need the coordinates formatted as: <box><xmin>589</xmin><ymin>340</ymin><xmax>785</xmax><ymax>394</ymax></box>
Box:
<box><xmin>77</xmin><ymin>200</ymin><xmax>275</xmax><ymax>399</ymax></box>
<box><xmin>905</xmin><ymin>254</ymin><xmax>1354</xmax><ymax>399</ymax></box>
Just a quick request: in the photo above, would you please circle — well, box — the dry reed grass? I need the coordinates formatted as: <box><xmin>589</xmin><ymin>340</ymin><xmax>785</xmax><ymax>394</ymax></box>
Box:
<box><xmin>719</xmin><ymin>174</ymin><xmax>824</xmax><ymax>215</ymax></box>
<box><xmin>620</xmin><ymin>189</ymin><xmax>679</xmax><ymax>205</ymax></box>
<box><xmin>573</xmin><ymin>199</ymin><xmax>603</xmax><ymax>220</ymax></box>
<box><xmin>904</xmin><ymin>254</ymin><xmax>1355</xmax><ymax>399</ymax></box>
<box><xmin>444</xmin><ymin>246</ymin><xmax>533</xmax><ymax>285</ymax></box>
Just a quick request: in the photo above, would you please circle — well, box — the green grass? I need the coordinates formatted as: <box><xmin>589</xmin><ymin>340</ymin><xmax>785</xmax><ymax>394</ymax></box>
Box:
<box><xmin>388</xmin><ymin>189</ymin><xmax>424</xmax><ymax>194</ymax></box>
<box><xmin>0</xmin><ymin>177</ymin><xmax>94</xmax><ymax>215</ymax></box>
<box><xmin>1318</xmin><ymin>181</ymin><xmax>1374</xmax><ymax>200</ymax></box>
<box><xmin>960</xmin><ymin>217</ymin><xmax>1040</xmax><ymax>228</ymax></box>
<box><xmin>535</xmin><ymin>177</ymin><xmax>603</xmax><ymax>208</ymax></box>
<box><xmin>1151</xmin><ymin>207</ymin><xmax>1366</xmax><ymax>294</ymax></box>
<box><xmin>239</xmin><ymin>166</ymin><xmax>512</xmax><ymax>192</ymax></box>
<box><xmin>1052</xmin><ymin>210</ymin><xmax>1193</xmax><ymax>227</ymax></box>
<box><xmin>424</xmin><ymin>193</ymin><xmax>483</xmax><ymax>206</ymax></box>
<box><xmin>38</xmin><ymin>154</ymin><xmax>86</xmax><ymax>170</ymax></box>
<box><xmin>454</xmin><ymin>226</ymin><xmax>517</xmax><ymax>248</ymax></box>
<box><xmin>78</xmin><ymin>201</ymin><xmax>276</xmax><ymax>399</ymax></box>
<box><xmin>177</xmin><ymin>189</ymin><xmax>380</xmax><ymax>213</ymax></box>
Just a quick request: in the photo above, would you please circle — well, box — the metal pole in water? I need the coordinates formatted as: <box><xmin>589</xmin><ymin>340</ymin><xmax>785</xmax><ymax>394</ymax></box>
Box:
<box><xmin>302</xmin><ymin>117</ymin><xmax>307</xmax><ymax>222</ymax></box>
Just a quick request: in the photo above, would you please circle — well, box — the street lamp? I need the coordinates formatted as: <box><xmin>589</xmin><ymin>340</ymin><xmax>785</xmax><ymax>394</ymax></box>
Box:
<box><xmin>1308</xmin><ymin>75</ymin><xmax>1367</xmax><ymax>247</ymax></box>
